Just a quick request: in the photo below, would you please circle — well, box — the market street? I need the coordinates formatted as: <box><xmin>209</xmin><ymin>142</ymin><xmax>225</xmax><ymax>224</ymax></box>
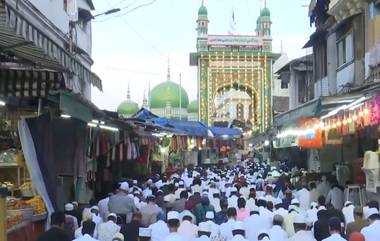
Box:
<box><xmin>1</xmin><ymin>0</ymin><xmax>380</xmax><ymax>241</ymax></box>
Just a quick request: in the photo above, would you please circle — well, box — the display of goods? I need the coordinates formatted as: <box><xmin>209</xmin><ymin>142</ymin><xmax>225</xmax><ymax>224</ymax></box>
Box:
<box><xmin>6</xmin><ymin>199</ymin><xmax>31</xmax><ymax>210</ymax></box>
<box><xmin>6</xmin><ymin>214</ymin><xmax>23</xmax><ymax>229</ymax></box>
<box><xmin>26</xmin><ymin>195</ymin><xmax>46</xmax><ymax>214</ymax></box>
<box><xmin>0</xmin><ymin>181</ymin><xmax>14</xmax><ymax>189</ymax></box>
<box><xmin>19</xmin><ymin>182</ymin><xmax>32</xmax><ymax>190</ymax></box>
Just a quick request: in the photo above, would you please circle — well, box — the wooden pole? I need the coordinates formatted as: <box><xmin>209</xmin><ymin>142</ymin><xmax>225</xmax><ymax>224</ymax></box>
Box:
<box><xmin>0</xmin><ymin>187</ymin><xmax>7</xmax><ymax>241</ymax></box>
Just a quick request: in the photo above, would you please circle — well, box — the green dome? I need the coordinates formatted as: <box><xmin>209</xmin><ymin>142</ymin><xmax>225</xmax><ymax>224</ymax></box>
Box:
<box><xmin>256</xmin><ymin>16</ymin><xmax>261</xmax><ymax>24</ymax></box>
<box><xmin>117</xmin><ymin>99</ymin><xmax>139</xmax><ymax>116</ymax></box>
<box><xmin>198</xmin><ymin>5</ymin><xmax>208</xmax><ymax>15</ymax></box>
<box><xmin>260</xmin><ymin>7</ymin><xmax>270</xmax><ymax>17</ymax></box>
<box><xmin>187</xmin><ymin>100</ymin><xmax>198</xmax><ymax>113</ymax></box>
<box><xmin>150</xmin><ymin>81</ymin><xmax>189</xmax><ymax>109</ymax></box>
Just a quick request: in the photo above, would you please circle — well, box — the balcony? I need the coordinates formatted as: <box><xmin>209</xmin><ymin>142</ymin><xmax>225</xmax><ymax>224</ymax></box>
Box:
<box><xmin>328</xmin><ymin>0</ymin><xmax>366</xmax><ymax>23</ymax></box>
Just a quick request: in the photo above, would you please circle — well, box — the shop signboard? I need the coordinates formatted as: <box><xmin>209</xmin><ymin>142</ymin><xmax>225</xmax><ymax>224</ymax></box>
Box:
<box><xmin>274</xmin><ymin>136</ymin><xmax>297</xmax><ymax>149</ymax></box>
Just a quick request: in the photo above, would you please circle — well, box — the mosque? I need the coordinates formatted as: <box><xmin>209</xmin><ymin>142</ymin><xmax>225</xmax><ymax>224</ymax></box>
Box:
<box><xmin>117</xmin><ymin>64</ymin><xmax>198</xmax><ymax>121</ymax></box>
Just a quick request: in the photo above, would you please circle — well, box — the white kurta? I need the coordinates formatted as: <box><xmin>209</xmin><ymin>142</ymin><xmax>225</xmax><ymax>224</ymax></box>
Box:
<box><xmin>178</xmin><ymin>220</ymin><xmax>199</xmax><ymax>241</ymax></box>
<box><xmin>288</xmin><ymin>230</ymin><xmax>316</xmax><ymax>241</ymax></box>
<box><xmin>268</xmin><ymin>225</ymin><xmax>288</xmax><ymax>241</ymax></box>
<box><xmin>149</xmin><ymin>220</ymin><xmax>170</xmax><ymax>241</ymax></box>
<box><xmin>243</xmin><ymin>214</ymin><xmax>268</xmax><ymax>241</ymax></box>
<box><xmin>228</xmin><ymin>195</ymin><xmax>239</xmax><ymax>209</ymax></box>
<box><xmin>321</xmin><ymin>233</ymin><xmax>347</xmax><ymax>241</ymax></box>
<box><xmin>361</xmin><ymin>219</ymin><xmax>380</xmax><ymax>241</ymax></box>
<box><xmin>296</xmin><ymin>188</ymin><xmax>311</xmax><ymax>211</ymax></box>
<box><xmin>97</xmin><ymin>221</ymin><xmax>120</xmax><ymax>241</ymax></box>
<box><xmin>163</xmin><ymin>232</ymin><xmax>185</xmax><ymax>241</ymax></box>
<box><xmin>230</xmin><ymin>234</ymin><xmax>250</xmax><ymax>241</ymax></box>
<box><xmin>342</xmin><ymin>204</ymin><xmax>354</xmax><ymax>226</ymax></box>
<box><xmin>220</xmin><ymin>219</ymin><xmax>235</xmax><ymax>241</ymax></box>
<box><xmin>73</xmin><ymin>234</ymin><xmax>99</xmax><ymax>241</ymax></box>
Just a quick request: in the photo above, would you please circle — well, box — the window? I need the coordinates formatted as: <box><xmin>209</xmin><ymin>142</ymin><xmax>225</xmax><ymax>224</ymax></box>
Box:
<box><xmin>281</xmin><ymin>81</ymin><xmax>288</xmax><ymax>89</ymax></box>
<box><xmin>337</xmin><ymin>32</ymin><xmax>354</xmax><ymax>67</ymax></box>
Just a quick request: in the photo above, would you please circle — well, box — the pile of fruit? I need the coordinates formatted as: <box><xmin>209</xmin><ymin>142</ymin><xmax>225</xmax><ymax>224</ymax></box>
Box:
<box><xmin>6</xmin><ymin>214</ymin><xmax>23</xmax><ymax>229</ymax></box>
<box><xmin>7</xmin><ymin>199</ymin><xmax>31</xmax><ymax>210</ymax></box>
<box><xmin>26</xmin><ymin>195</ymin><xmax>46</xmax><ymax>214</ymax></box>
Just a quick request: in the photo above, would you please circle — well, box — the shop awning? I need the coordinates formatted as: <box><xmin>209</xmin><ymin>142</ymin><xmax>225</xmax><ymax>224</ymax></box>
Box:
<box><xmin>59</xmin><ymin>92</ymin><xmax>105</xmax><ymax>123</ymax></box>
<box><xmin>0</xmin><ymin>68</ymin><xmax>64</xmax><ymax>97</ymax></box>
<box><xmin>274</xmin><ymin>99</ymin><xmax>321</xmax><ymax>127</ymax></box>
<box><xmin>0</xmin><ymin>0</ymin><xmax>102</xmax><ymax>90</ymax></box>
<box><xmin>210</xmin><ymin>127</ymin><xmax>242</xmax><ymax>138</ymax></box>
<box><xmin>152</xmin><ymin>118</ymin><xmax>209</xmax><ymax>137</ymax></box>
<box><xmin>274</xmin><ymin>95</ymin><xmax>364</xmax><ymax>127</ymax></box>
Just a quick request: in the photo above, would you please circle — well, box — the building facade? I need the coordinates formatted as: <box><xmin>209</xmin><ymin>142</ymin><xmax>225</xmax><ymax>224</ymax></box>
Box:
<box><xmin>0</xmin><ymin>0</ymin><xmax>101</xmax><ymax>100</ymax></box>
<box><xmin>272</xmin><ymin>0</ymin><xmax>380</xmax><ymax>172</ymax></box>
<box><xmin>190</xmin><ymin>2</ymin><xmax>280</xmax><ymax>132</ymax></box>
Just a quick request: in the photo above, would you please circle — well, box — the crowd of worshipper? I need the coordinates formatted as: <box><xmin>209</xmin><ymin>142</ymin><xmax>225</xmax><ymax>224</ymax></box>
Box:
<box><xmin>37</xmin><ymin>159</ymin><xmax>380</xmax><ymax>241</ymax></box>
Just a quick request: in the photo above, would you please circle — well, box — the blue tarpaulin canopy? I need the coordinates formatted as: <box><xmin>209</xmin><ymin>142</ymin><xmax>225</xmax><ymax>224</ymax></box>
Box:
<box><xmin>131</xmin><ymin>108</ymin><xmax>158</xmax><ymax>121</ymax></box>
<box><xmin>210</xmin><ymin>127</ymin><xmax>242</xmax><ymax>138</ymax></box>
<box><xmin>152</xmin><ymin>118</ymin><xmax>209</xmax><ymax>137</ymax></box>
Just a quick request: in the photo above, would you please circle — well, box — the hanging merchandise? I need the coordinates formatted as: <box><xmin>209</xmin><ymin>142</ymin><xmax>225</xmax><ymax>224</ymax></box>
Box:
<box><xmin>370</xmin><ymin>95</ymin><xmax>380</xmax><ymax>125</ymax></box>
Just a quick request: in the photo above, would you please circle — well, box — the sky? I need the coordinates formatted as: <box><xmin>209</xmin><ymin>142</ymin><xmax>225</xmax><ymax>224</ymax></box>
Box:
<box><xmin>91</xmin><ymin>0</ymin><xmax>314</xmax><ymax>111</ymax></box>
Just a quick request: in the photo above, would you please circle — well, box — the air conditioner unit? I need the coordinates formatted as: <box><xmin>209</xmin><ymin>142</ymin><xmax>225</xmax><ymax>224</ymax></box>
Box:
<box><xmin>362</xmin><ymin>151</ymin><xmax>380</xmax><ymax>193</ymax></box>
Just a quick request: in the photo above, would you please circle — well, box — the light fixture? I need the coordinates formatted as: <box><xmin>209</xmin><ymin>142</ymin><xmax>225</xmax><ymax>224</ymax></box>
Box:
<box><xmin>99</xmin><ymin>125</ymin><xmax>119</xmax><ymax>132</ymax></box>
<box><xmin>264</xmin><ymin>140</ymin><xmax>270</xmax><ymax>146</ymax></box>
<box><xmin>92</xmin><ymin>119</ymin><xmax>105</xmax><ymax>125</ymax></box>
<box><xmin>60</xmin><ymin>114</ymin><xmax>71</xmax><ymax>119</ymax></box>
<box><xmin>87</xmin><ymin>123</ymin><xmax>118</xmax><ymax>132</ymax></box>
<box><xmin>0</xmin><ymin>100</ymin><xmax>5</xmax><ymax>106</ymax></box>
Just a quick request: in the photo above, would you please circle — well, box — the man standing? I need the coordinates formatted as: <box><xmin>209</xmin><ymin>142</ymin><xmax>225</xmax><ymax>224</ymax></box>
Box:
<box><xmin>296</xmin><ymin>183</ymin><xmax>311</xmax><ymax>211</ymax></box>
<box><xmin>317</xmin><ymin>176</ymin><xmax>330</xmax><ymax>199</ymax></box>
<box><xmin>326</xmin><ymin>184</ymin><xmax>344</xmax><ymax>211</ymax></box>
<box><xmin>321</xmin><ymin>217</ymin><xmax>346</xmax><ymax>241</ymax></box>
<box><xmin>342</xmin><ymin>201</ymin><xmax>355</xmax><ymax>227</ymax></box>
<box><xmin>220</xmin><ymin>208</ymin><xmax>237</xmax><ymax>241</ymax></box>
<box><xmin>98</xmin><ymin>194</ymin><xmax>112</xmax><ymax>221</ymax></box>
<box><xmin>140</xmin><ymin>195</ymin><xmax>162</xmax><ymax>227</ymax></box>
<box><xmin>173</xmin><ymin>191</ymin><xmax>188</xmax><ymax>213</ymax></box>
<box><xmin>215</xmin><ymin>200</ymin><xmax>229</xmax><ymax>225</ymax></box>
<box><xmin>346</xmin><ymin>207</ymin><xmax>368</xmax><ymax>238</ymax></box>
<box><xmin>163</xmin><ymin>211</ymin><xmax>185</xmax><ymax>241</ymax></box>
<box><xmin>38</xmin><ymin>212</ymin><xmax>71</xmax><ymax>241</ymax></box>
<box><xmin>360</xmin><ymin>208</ymin><xmax>380</xmax><ymax>241</ymax></box>
<box><xmin>97</xmin><ymin>213</ymin><xmax>120</xmax><ymax>241</ymax></box>
<box><xmin>193</xmin><ymin>196</ymin><xmax>215</xmax><ymax>224</ymax></box>
<box><xmin>108</xmin><ymin>182</ymin><xmax>136</xmax><ymax>224</ymax></box>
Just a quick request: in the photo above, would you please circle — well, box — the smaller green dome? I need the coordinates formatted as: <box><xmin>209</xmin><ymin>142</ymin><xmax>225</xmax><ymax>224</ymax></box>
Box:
<box><xmin>198</xmin><ymin>5</ymin><xmax>208</xmax><ymax>15</ymax></box>
<box><xmin>256</xmin><ymin>16</ymin><xmax>261</xmax><ymax>24</ymax></box>
<box><xmin>117</xmin><ymin>100</ymin><xmax>139</xmax><ymax>117</ymax></box>
<box><xmin>260</xmin><ymin>7</ymin><xmax>270</xmax><ymax>17</ymax></box>
<box><xmin>187</xmin><ymin>100</ymin><xmax>199</xmax><ymax>113</ymax></box>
